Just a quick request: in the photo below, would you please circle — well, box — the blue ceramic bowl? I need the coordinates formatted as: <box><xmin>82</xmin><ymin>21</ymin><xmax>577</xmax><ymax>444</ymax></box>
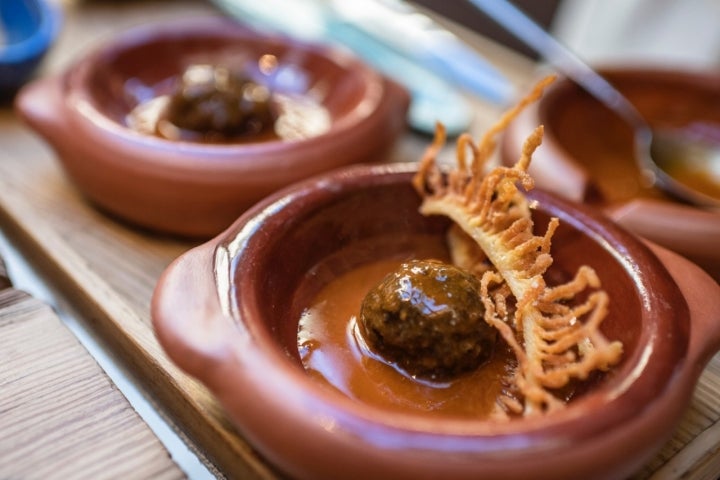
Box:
<box><xmin>0</xmin><ymin>0</ymin><xmax>61</xmax><ymax>98</ymax></box>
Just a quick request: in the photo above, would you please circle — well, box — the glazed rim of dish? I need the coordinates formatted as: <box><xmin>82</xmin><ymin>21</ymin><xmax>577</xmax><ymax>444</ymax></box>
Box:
<box><xmin>210</xmin><ymin>162</ymin><xmax>689</xmax><ymax>446</ymax></box>
<box><xmin>57</xmin><ymin>17</ymin><xmax>392</xmax><ymax>172</ymax></box>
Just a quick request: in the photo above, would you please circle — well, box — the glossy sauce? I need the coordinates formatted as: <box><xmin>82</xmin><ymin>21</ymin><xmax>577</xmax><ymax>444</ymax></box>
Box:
<box><xmin>661</xmin><ymin>161</ymin><xmax>720</xmax><ymax>199</ymax></box>
<box><xmin>298</xmin><ymin>258</ymin><xmax>515</xmax><ymax>419</ymax></box>
<box><xmin>652</xmin><ymin>128</ymin><xmax>720</xmax><ymax>200</ymax></box>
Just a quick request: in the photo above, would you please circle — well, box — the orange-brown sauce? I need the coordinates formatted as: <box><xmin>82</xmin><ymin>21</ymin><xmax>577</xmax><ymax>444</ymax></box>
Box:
<box><xmin>652</xmin><ymin>133</ymin><xmax>720</xmax><ymax>200</ymax></box>
<box><xmin>298</xmin><ymin>258</ymin><xmax>515</xmax><ymax>419</ymax></box>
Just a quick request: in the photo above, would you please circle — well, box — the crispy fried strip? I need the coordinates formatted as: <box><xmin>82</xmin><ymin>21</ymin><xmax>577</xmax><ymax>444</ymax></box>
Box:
<box><xmin>413</xmin><ymin>76</ymin><xmax>623</xmax><ymax>416</ymax></box>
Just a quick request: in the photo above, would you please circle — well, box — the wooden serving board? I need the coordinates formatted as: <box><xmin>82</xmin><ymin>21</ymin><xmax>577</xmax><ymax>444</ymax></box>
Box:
<box><xmin>0</xmin><ymin>259</ymin><xmax>184</xmax><ymax>478</ymax></box>
<box><xmin>1</xmin><ymin>2</ymin><xmax>719</xmax><ymax>479</ymax></box>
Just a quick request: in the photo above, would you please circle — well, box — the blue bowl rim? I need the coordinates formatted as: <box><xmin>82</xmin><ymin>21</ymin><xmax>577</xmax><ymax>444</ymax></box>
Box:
<box><xmin>0</xmin><ymin>0</ymin><xmax>62</xmax><ymax>64</ymax></box>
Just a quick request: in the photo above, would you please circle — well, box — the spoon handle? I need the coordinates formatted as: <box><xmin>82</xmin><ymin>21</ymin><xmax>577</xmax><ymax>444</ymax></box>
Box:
<box><xmin>467</xmin><ymin>0</ymin><xmax>647</xmax><ymax>131</ymax></box>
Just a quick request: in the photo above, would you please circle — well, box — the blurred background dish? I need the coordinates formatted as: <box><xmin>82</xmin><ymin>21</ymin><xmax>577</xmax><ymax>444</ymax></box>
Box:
<box><xmin>501</xmin><ymin>67</ymin><xmax>720</xmax><ymax>280</ymax></box>
<box><xmin>212</xmin><ymin>0</ymin><xmax>516</xmax><ymax>136</ymax></box>
<box><xmin>15</xmin><ymin>17</ymin><xmax>410</xmax><ymax>238</ymax></box>
<box><xmin>0</xmin><ymin>0</ymin><xmax>61</xmax><ymax>99</ymax></box>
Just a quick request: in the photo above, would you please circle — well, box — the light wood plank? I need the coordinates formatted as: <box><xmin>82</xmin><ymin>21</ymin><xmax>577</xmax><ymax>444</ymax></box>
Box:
<box><xmin>0</xmin><ymin>288</ymin><xmax>184</xmax><ymax>480</ymax></box>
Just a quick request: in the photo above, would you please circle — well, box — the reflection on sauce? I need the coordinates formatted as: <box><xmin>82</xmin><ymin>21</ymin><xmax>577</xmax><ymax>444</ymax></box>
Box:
<box><xmin>126</xmin><ymin>61</ymin><xmax>331</xmax><ymax>144</ymax></box>
<box><xmin>298</xmin><ymin>258</ymin><xmax>515</xmax><ymax>419</ymax></box>
<box><xmin>660</xmin><ymin>159</ymin><xmax>720</xmax><ymax>199</ymax></box>
<box><xmin>651</xmin><ymin>127</ymin><xmax>720</xmax><ymax>200</ymax></box>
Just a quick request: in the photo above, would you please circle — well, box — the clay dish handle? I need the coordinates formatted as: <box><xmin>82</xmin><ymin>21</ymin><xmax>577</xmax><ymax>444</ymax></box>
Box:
<box><xmin>609</xmin><ymin>199</ymin><xmax>720</xmax><ymax>279</ymax></box>
<box><xmin>647</xmin><ymin>241</ymin><xmax>720</xmax><ymax>373</ymax></box>
<box><xmin>151</xmin><ymin>241</ymin><xmax>246</xmax><ymax>391</ymax></box>
<box><xmin>15</xmin><ymin>74</ymin><xmax>67</xmax><ymax>149</ymax></box>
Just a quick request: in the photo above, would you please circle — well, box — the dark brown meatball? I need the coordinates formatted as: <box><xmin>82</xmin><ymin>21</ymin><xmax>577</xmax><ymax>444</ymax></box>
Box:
<box><xmin>162</xmin><ymin>64</ymin><xmax>276</xmax><ymax>140</ymax></box>
<box><xmin>359</xmin><ymin>260</ymin><xmax>496</xmax><ymax>380</ymax></box>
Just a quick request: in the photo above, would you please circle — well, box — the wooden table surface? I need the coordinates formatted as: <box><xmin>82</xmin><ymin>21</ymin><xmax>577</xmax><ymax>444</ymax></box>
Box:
<box><xmin>1</xmin><ymin>1</ymin><xmax>719</xmax><ymax>479</ymax></box>
<box><xmin>0</xmin><ymin>275</ymin><xmax>184</xmax><ymax>479</ymax></box>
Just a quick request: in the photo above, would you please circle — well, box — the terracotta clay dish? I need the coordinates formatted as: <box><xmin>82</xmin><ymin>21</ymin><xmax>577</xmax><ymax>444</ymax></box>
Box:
<box><xmin>501</xmin><ymin>67</ymin><xmax>720</xmax><ymax>279</ymax></box>
<box><xmin>152</xmin><ymin>161</ymin><xmax>720</xmax><ymax>480</ymax></box>
<box><xmin>15</xmin><ymin>17</ymin><xmax>409</xmax><ymax>237</ymax></box>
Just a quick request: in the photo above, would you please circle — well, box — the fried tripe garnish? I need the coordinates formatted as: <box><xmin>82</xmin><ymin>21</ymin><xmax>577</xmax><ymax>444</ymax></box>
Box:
<box><xmin>412</xmin><ymin>76</ymin><xmax>623</xmax><ymax>416</ymax></box>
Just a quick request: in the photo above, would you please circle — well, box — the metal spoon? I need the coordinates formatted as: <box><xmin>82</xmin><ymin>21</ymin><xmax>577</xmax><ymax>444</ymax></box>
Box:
<box><xmin>467</xmin><ymin>0</ymin><xmax>720</xmax><ymax>209</ymax></box>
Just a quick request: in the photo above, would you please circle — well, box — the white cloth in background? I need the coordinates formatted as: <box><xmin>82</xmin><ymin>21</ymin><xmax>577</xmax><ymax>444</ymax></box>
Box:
<box><xmin>552</xmin><ymin>0</ymin><xmax>720</xmax><ymax>68</ymax></box>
